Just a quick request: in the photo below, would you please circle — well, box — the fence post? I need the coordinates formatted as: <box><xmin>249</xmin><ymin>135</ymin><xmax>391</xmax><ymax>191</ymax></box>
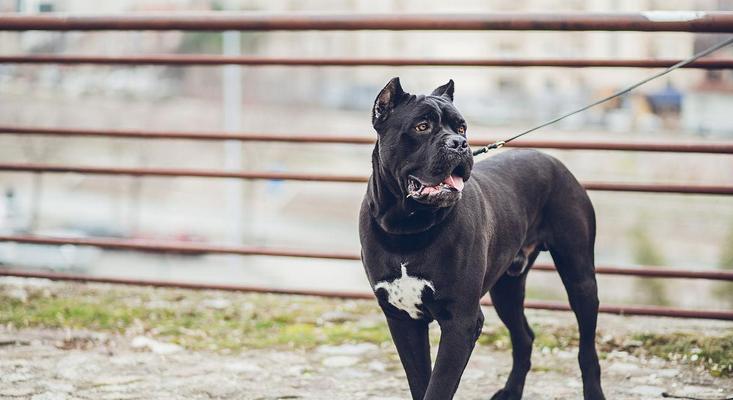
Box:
<box><xmin>222</xmin><ymin>30</ymin><xmax>244</xmax><ymax>245</ymax></box>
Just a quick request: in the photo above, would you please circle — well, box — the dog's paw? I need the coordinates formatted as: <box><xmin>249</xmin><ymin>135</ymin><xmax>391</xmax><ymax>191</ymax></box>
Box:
<box><xmin>490</xmin><ymin>388</ymin><xmax>522</xmax><ymax>400</ymax></box>
<box><xmin>583</xmin><ymin>387</ymin><xmax>606</xmax><ymax>400</ymax></box>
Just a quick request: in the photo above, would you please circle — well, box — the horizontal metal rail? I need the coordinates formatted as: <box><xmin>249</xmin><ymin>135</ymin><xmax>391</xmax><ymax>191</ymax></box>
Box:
<box><xmin>1</xmin><ymin>235</ymin><xmax>732</xmax><ymax>281</ymax></box>
<box><xmin>0</xmin><ymin>163</ymin><xmax>367</xmax><ymax>183</ymax></box>
<box><xmin>532</xmin><ymin>263</ymin><xmax>733</xmax><ymax>281</ymax></box>
<box><xmin>1</xmin><ymin>268</ymin><xmax>730</xmax><ymax>320</ymax></box>
<box><xmin>1</xmin><ymin>12</ymin><xmax>733</xmax><ymax>32</ymax></box>
<box><xmin>580</xmin><ymin>182</ymin><xmax>733</xmax><ymax>195</ymax></box>
<box><xmin>0</xmin><ymin>235</ymin><xmax>361</xmax><ymax>260</ymax></box>
<box><xmin>3</xmin><ymin>55</ymin><xmax>733</xmax><ymax>69</ymax></box>
<box><xmin>1</xmin><ymin>163</ymin><xmax>732</xmax><ymax>195</ymax></box>
<box><xmin>3</xmin><ymin>126</ymin><xmax>732</xmax><ymax>154</ymax></box>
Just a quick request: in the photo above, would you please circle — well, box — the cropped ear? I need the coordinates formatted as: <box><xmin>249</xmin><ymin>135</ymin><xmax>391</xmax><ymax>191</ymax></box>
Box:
<box><xmin>372</xmin><ymin>77</ymin><xmax>405</xmax><ymax>127</ymax></box>
<box><xmin>431</xmin><ymin>79</ymin><xmax>454</xmax><ymax>101</ymax></box>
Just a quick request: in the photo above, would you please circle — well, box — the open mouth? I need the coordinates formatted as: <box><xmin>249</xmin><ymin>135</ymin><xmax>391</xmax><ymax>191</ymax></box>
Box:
<box><xmin>406</xmin><ymin>166</ymin><xmax>467</xmax><ymax>199</ymax></box>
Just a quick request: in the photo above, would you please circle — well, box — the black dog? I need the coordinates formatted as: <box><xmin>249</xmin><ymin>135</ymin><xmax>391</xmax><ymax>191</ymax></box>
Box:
<box><xmin>359</xmin><ymin>78</ymin><xmax>605</xmax><ymax>400</ymax></box>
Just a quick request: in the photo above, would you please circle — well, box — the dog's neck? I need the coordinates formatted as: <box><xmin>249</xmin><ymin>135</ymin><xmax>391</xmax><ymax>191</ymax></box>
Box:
<box><xmin>367</xmin><ymin>142</ymin><xmax>456</xmax><ymax>235</ymax></box>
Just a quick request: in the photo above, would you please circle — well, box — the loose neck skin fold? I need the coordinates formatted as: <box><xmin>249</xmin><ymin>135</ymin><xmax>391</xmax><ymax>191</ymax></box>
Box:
<box><xmin>367</xmin><ymin>141</ymin><xmax>455</xmax><ymax>236</ymax></box>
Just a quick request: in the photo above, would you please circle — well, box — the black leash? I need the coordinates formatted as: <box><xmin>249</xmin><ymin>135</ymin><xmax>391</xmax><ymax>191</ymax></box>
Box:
<box><xmin>472</xmin><ymin>36</ymin><xmax>733</xmax><ymax>156</ymax></box>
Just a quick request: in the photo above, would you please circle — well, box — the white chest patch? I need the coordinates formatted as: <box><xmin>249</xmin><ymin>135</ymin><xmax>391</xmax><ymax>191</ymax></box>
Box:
<box><xmin>374</xmin><ymin>263</ymin><xmax>435</xmax><ymax>319</ymax></box>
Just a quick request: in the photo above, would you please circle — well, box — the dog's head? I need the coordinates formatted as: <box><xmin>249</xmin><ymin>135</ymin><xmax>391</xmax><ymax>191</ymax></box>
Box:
<box><xmin>371</xmin><ymin>77</ymin><xmax>473</xmax><ymax>208</ymax></box>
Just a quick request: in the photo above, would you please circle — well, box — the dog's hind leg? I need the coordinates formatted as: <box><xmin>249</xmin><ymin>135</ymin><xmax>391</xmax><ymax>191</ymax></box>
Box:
<box><xmin>385</xmin><ymin>316</ymin><xmax>432</xmax><ymax>400</ymax></box>
<box><xmin>488</xmin><ymin>268</ymin><xmax>535</xmax><ymax>400</ymax></box>
<box><xmin>551</xmin><ymin>247</ymin><xmax>605</xmax><ymax>400</ymax></box>
<box><xmin>546</xmin><ymin>198</ymin><xmax>606</xmax><ymax>400</ymax></box>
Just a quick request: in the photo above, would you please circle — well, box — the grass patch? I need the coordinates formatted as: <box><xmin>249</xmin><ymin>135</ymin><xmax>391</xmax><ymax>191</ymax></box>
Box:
<box><xmin>0</xmin><ymin>283</ymin><xmax>391</xmax><ymax>351</ymax></box>
<box><xmin>1</xmin><ymin>282</ymin><xmax>731</xmax><ymax>377</ymax></box>
<box><xmin>477</xmin><ymin>323</ymin><xmax>733</xmax><ymax>378</ymax></box>
<box><xmin>477</xmin><ymin>324</ymin><xmax>580</xmax><ymax>352</ymax></box>
<box><xmin>631</xmin><ymin>332</ymin><xmax>733</xmax><ymax>377</ymax></box>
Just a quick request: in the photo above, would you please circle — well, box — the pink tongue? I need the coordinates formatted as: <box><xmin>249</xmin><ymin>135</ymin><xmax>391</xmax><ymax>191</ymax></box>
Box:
<box><xmin>443</xmin><ymin>175</ymin><xmax>465</xmax><ymax>192</ymax></box>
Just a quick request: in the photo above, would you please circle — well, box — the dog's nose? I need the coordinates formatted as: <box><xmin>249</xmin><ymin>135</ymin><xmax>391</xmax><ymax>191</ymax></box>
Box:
<box><xmin>444</xmin><ymin>135</ymin><xmax>468</xmax><ymax>151</ymax></box>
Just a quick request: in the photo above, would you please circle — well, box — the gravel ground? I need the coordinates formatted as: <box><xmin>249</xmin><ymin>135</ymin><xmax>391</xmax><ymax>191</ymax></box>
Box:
<box><xmin>0</xmin><ymin>280</ymin><xmax>732</xmax><ymax>400</ymax></box>
<box><xmin>1</xmin><ymin>326</ymin><xmax>732</xmax><ymax>400</ymax></box>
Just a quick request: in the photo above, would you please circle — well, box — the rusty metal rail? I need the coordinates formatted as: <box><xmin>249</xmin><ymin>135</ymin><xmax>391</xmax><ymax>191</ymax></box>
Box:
<box><xmin>0</xmin><ymin>163</ymin><xmax>367</xmax><ymax>183</ymax></box>
<box><xmin>2</xmin><ymin>12</ymin><xmax>733</xmax><ymax>32</ymax></box>
<box><xmin>2</xmin><ymin>125</ymin><xmax>733</xmax><ymax>154</ymax></box>
<box><xmin>1</xmin><ymin>235</ymin><xmax>732</xmax><ymax>281</ymax></box>
<box><xmin>2</xmin><ymin>12</ymin><xmax>733</xmax><ymax>321</ymax></box>
<box><xmin>0</xmin><ymin>235</ymin><xmax>361</xmax><ymax>260</ymax></box>
<box><xmin>1</xmin><ymin>268</ymin><xmax>731</xmax><ymax>320</ymax></box>
<box><xmin>532</xmin><ymin>263</ymin><xmax>733</xmax><ymax>281</ymax></box>
<box><xmin>3</xmin><ymin>55</ymin><xmax>733</xmax><ymax>69</ymax></box>
<box><xmin>1</xmin><ymin>163</ymin><xmax>732</xmax><ymax>195</ymax></box>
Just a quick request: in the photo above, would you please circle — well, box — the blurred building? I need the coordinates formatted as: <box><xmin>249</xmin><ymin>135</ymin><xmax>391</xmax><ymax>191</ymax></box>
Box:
<box><xmin>2</xmin><ymin>0</ymin><xmax>732</xmax><ymax>132</ymax></box>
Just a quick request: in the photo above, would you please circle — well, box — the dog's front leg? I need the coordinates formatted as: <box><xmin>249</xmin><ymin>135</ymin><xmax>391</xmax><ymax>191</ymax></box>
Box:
<box><xmin>385</xmin><ymin>316</ymin><xmax>432</xmax><ymax>400</ymax></box>
<box><xmin>423</xmin><ymin>310</ymin><xmax>484</xmax><ymax>400</ymax></box>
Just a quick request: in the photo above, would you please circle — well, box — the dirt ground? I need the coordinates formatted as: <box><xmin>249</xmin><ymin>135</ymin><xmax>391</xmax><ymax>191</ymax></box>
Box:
<box><xmin>1</xmin><ymin>279</ymin><xmax>732</xmax><ymax>400</ymax></box>
<box><xmin>0</xmin><ymin>326</ymin><xmax>731</xmax><ymax>400</ymax></box>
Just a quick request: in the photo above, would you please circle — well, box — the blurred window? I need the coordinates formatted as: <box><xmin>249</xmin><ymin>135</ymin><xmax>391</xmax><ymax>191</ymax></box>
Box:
<box><xmin>38</xmin><ymin>2</ymin><xmax>53</xmax><ymax>12</ymax></box>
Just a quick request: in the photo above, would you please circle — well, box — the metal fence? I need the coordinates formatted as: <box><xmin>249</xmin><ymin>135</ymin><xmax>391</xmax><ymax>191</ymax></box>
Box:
<box><xmin>1</xmin><ymin>12</ymin><xmax>733</xmax><ymax>320</ymax></box>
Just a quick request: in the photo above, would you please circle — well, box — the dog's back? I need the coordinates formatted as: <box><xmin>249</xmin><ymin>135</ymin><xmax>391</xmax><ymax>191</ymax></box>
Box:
<box><xmin>470</xmin><ymin>148</ymin><xmax>594</xmax><ymax>233</ymax></box>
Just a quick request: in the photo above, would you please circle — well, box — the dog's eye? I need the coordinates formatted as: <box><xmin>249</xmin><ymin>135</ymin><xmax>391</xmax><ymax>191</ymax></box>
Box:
<box><xmin>457</xmin><ymin>126</ymin><xmax>466</xmax><ymax>135</ymax></box>
<box><xmin>415</xmin><ymin>122</ymin><xmax>430</xmax><ymax>132</ymax></box>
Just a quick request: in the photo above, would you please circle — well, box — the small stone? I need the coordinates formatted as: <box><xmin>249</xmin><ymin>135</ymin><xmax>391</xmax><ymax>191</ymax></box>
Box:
<box><xmin>319</xmin><ymin>311</ymin><xmax>355</xmax><ymax>323</ymax></box>
<box><xmin>2</xmin><ymin>372</ymin><xmax>33</xmax><ymax>383</ymax></box>
<box><xmin>43</xmin><ymin>381</ymin><xmax>75</xmax><ymax>393</ymax></box>
<box><xmin>144</xmin><ymin>300</ymin><xmax>176</xmax><ymax>309</ymax></box>
<box><xmin>461</xmin><ymin>369</ymin><xmax>485</xmax><ymax>380</ymax></box>
<box><xmin>224</xmin><ymin>361</ymin><xmax>262</xmax><ymax>373</ymax></box>
<box><xmin>629</xmin><ymin>385</ymin><xmax>665</xmax><ymax>396</ymax></box>
<box><xmin>679</xmin><ymin>385</ymin><xmax>722</xmax><ymax>396</ymax></box>
<box><xmin>355</xmin><ymin>316</ymin><xmax>382</xmax><ymax>329</ymax></box>
<box><xmin>55</xmin><ymin>353</ymin><xmax>102</xmax><ymax>380</ymax></box>
<box><xmin>131</xmin><ymin>336</ymin><xmax>182</xmax><ymax>355</ymax></box>
<box><xmin>564</xmin><ymin>378</ymin><xmax>582</xmax><ymax>388</ymax></box>
<box><xmin>201</xmin><ymin>298</ymin><xmax>230</xmax><ymax>309</ymax></box>
<box><xmin>92</xmin><ymin>376</ymin><xmax>144</xmax><ymax>386</ymax></box>
<box><xmin>96</xmin><ymin>393</ymin><xmax>143</xmax><ymax>400</ymax></box>
<box><xmin>555</xmin><ymin>350</ymin><xmax>576</xmax><ymax>359</ymax></box>
<box><xmin>97</xmin><ymin>384</ymin><xmax>137</xmax><ymax>393</ymax></box>
<box><xmin>621</xmin><ymin>339</ymin><xmax>643</xmax><ymax>348</ymax></box>
<box><xmin>1</xmin><ymin>387</ymin><xmax>36</xmax><ymax>397</ymax></box>
<box><xmin>339</xmin><ymin>368</ymin><xmax>371</xmax><ymax>378</ymax></box>
<box><xmin>322</xmin><ymin>356</ymin><xmax>360</xmax><ymax>367</ymax></box>
<box><xmin>5</xmin><ymin>287</ymin><xmax>28</xmax><ymax>302</ymax></box>
<box><xmin>286</xmin><ymin>365</ymin><xmax>307</xmax><ymax>376</ymax></box>
<box><xmin>32</xmin><ymin>392</ymin><xmax>67</xmax><ymax>400</ymax></box>
<box><xmin>600</xmin><ymin>334</ymin><xmax>615</xmax><ymax>343</ymax></box>
<box><xmin>200</xmin><ymin>378</ymin><xmax>239</xmax><ymax>398</ymax></box>
<box><xmin>607</xmin><ymin>362</ymin><xmax>640</xmax><ymax>375</ymax></box>
<box><xmin>367</xmin><ymin>361</ymin><xmax>386</xmax><ymax>372</ymax></box>
<box><xmin>316</xmin><ymin>343</ymin><xmax>378</xmax><ymax>356</ymax></box>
